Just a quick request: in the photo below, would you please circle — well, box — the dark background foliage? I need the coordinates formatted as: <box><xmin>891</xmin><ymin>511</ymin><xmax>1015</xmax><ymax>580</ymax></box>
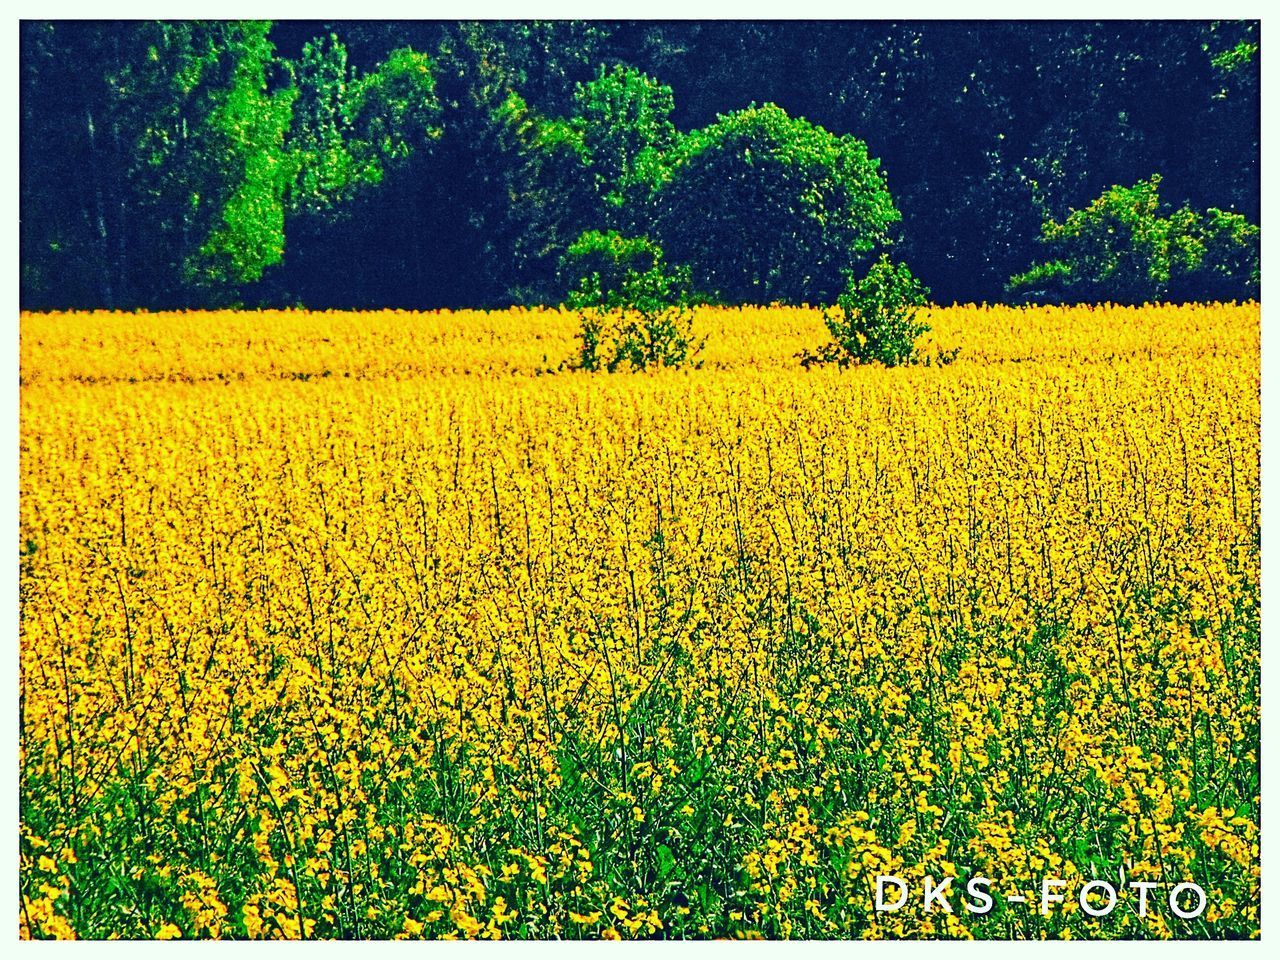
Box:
<box><xmin>20</xmin><ymin>19</ymin><xmax>1260</xmax><ymax>311</ymax></box>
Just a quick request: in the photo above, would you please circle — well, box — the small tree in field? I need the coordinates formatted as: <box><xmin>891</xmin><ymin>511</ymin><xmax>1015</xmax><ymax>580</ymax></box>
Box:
<box><xmin>802</xmin><ymin>255</ymin><xmax>936</xmax><ymax>368</ymax></box>
<box><xmin>560</xmin><ymin>230</ymin><xmax>702</xmax><ymax>372</ymax></box>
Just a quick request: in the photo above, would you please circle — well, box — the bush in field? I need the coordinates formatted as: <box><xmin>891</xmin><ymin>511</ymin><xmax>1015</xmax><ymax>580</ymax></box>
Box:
<box><xmin>802</xmin><ymin>255</ymin><xmax>934</xmax><ymax>368</ymax></box>
<box><xmin>560</xmin><ymin>229</ymin><xmax>702</xmax><ymax>372</ymax></box>
<box><xmin>1009</xmin><ymin>175</ymin><xmax>1259</xmax><ymax>304</ymax></box>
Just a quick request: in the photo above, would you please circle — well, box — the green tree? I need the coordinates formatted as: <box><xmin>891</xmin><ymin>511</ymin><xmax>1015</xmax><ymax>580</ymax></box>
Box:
<box><xmin>1178</xmin><ymin>207</ymin><xmax>1261</xmax><ymax>302</ymax></box>
<box><xmin>117</xmin><ymin>21</ymin><xmax>295</xmax><ymax>304</ymax></box>
<box><xmin>379</xmin><ymin>22</ymin><xmax>545</xmax><ymax>307</ymax></box>
<box><xmin>572</xmin><ymin>64</ymin><xmax>676</xmax><ymax>218</ymax></box>
<box><xmin>284</xmin><ymin>34</ymin><xmax>364</xmax><ymax>218</ymax></box>
<box><xmin>495</xmin><ymin>93</ymin><xmax>595</xmax><ymax>304</ymax></box>
<box><xmin>19</xmin><ymin>20</ymin><xmax>1261</xmax><ymax>311</ymax></box>
<box><xmin>802</xmin><ymin>255</ymin><xmax>934</xmax><ymax>368</ymax></box>
<box><xmin>275</xmin><ymin>39</ymin><xmax>441</xmax><ymax>306</ymax></box>
<box><xmin>651</xmin><ymin>104</ymin><xmax>899</xmax><ymax>305</ymax></box>
<box><xmin>1009</xmin><ymin>175</ymin><xmax>1259</xmax><ymax>303</ymax></box>
<box><xmin>345</xmin><ymin>47</ymin><xmax>442</xmax><ymax>178</ymax></box>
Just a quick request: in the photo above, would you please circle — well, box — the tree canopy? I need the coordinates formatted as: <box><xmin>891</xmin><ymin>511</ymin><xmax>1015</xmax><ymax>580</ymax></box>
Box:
<box><xmin>20</xmin><ymin>19</ymin><xmax>1260</xmax><ymax>310</ymax></box>
<box><xmin>653</xmin><ymin>104</ymin><xmax>899</xmax><ymax>304</ymax></box>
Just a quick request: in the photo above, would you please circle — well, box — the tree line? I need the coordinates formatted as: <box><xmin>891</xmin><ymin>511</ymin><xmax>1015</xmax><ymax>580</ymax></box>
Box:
<box><xmin>20</xmin><ymin>20</ymin><xmax>1260</xmax><ymax>312</ymax></box>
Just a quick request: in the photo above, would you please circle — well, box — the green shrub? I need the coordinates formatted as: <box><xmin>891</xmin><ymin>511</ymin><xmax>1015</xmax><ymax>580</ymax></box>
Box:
<box><xmin>802</xmin><ymin>255</ymin><xmax>935</xmax><ymax>368</ymax></box>
<box><xmin>560</xmin><ymin>230</ymin><xmax>702</xmax><ymax>372</ymax></box>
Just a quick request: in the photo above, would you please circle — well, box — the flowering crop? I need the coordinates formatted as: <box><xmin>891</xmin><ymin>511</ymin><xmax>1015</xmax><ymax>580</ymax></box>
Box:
<box><xmin>19</xmin><ymin>303</ymin><xmax>1259</xmax><ymax>939</ymax></box>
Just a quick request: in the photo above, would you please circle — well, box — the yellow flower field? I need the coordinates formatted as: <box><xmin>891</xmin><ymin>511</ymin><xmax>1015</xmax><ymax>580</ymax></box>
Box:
<box><xmin>19</xmin><ymin>303</ymin><xmax>1259</xmax><ymax>939</ymax></box>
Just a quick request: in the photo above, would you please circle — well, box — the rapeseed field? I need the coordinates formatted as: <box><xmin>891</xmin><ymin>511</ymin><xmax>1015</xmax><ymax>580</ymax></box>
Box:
<box><xmin>19</xmin><ymin>303</ymin><xmax>1259</xmax><ymax>939</ymax></box>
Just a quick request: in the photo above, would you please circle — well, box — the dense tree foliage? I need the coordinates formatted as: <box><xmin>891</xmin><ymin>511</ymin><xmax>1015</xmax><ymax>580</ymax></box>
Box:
<box><xmin>20</xmin><ymin>20</ymin><xmax>1260</xmax><ymax>310</ymax></box>
<box><xmin>573</xmin><ymin>64</ymin><xmax>676</xmax><ymax>224</ymax></box>
<box><xmin>1008</xmin><ymin>175</ymin><xmax>1260</xmax><ymax>304</ymax></box>
<box><xmin>652</xmin><ymin>104</ymin><xmax>899</xmax><ymax>304</ymax></box>
<box><xmin>21</xmin><ymin>21</ymin><xmax>295</xmax><ymax>308</ymax></box>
